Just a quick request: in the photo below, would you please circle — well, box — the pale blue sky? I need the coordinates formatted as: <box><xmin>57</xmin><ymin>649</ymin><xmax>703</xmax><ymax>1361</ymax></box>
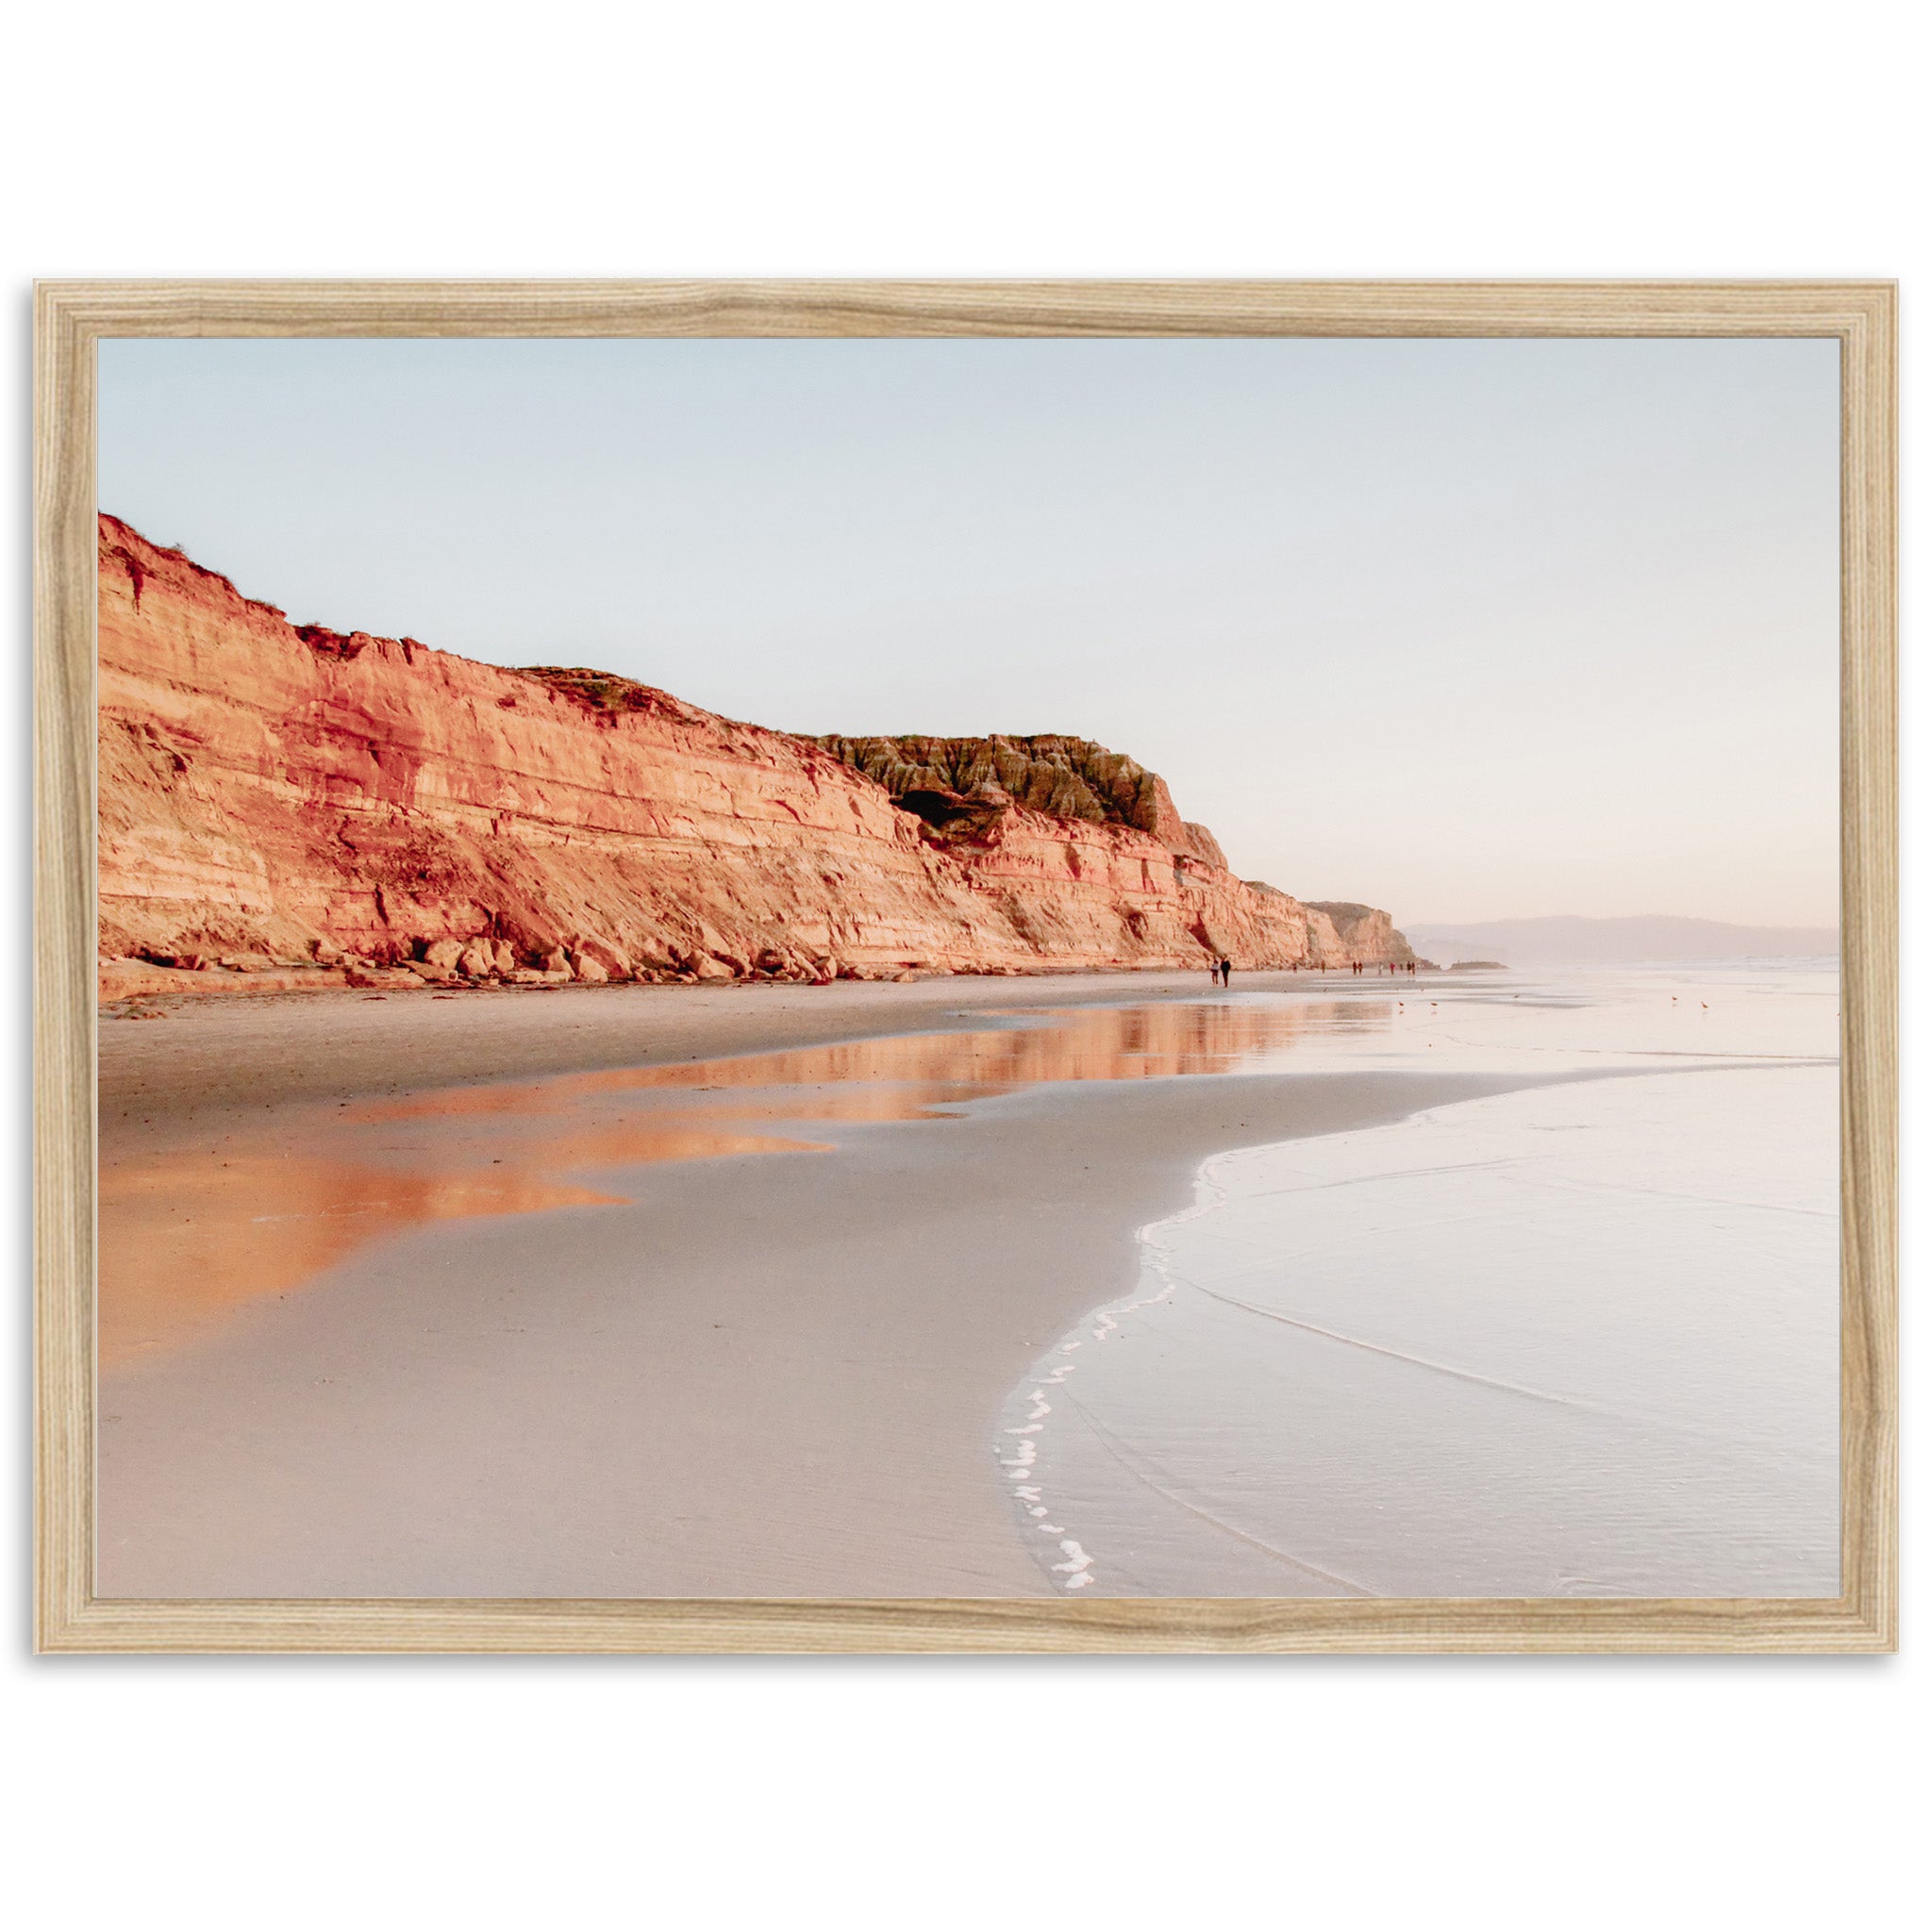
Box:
<box><xmin>98</xmin><ymin>336</ymin><xmax>1840</xmax><ymax>926</ymax></box>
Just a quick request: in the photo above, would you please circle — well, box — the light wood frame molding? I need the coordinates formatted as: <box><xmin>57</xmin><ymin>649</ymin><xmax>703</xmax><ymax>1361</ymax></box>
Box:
<box><xmin>34</xmin><ymin>280</ymin><xmax>1898</xmax><ymax>1654</ymax></box>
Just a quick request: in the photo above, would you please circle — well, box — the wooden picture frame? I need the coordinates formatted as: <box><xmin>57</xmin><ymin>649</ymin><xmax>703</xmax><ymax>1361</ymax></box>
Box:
<box><xmin>34</xmin><ymin>280</ymin><xmax>1897</xmax><ymax>1654</ymax></box>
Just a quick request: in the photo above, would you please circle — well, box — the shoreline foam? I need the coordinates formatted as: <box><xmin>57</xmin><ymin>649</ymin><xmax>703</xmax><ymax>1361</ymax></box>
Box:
<box><xmin>997</xmin><ymin>966</ymin><xmax>1840</xmax><ymax>1599</ymax></box>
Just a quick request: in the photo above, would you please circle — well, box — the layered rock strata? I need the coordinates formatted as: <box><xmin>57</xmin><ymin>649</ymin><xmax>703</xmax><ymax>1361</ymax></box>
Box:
<box><xmin>97</xmin><ymin>516</ymin><xmax>1413</xmax><ymax>995</ymax></box>
<box><xmin>1305</xmin><ymin>902</ymin><xmax>1414</xmax><ymax>965</ymax></box>
<box><xmin>815</xmin><ymin>734</ymin><xmax>1230</xmax><ymax>867</ymax></box>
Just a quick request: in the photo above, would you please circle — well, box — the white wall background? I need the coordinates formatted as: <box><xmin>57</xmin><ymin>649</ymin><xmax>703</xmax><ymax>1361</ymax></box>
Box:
<box><xmin>3</xmin><ymin>4</ymin><xmax>1921</xmax><ymax>1927</ymax></box>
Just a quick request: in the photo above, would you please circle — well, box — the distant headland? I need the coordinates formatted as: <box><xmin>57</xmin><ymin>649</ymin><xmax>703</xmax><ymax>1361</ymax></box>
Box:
<box><xmin>1404</xmin><ymin>914</ymin><xmax>1838</xmax><ymax>966</ymax></box>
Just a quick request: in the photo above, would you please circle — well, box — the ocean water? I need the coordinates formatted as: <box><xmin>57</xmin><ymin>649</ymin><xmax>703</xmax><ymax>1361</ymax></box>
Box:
<box><xmin>997</xmin><ymin>963</ymin><xmax>1841</xmax><ymax>1597</ymax></box>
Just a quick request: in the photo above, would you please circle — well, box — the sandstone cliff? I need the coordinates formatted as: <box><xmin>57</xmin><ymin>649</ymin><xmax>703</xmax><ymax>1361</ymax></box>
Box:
<box><xmin>1305</xmin><ymin>902</ymin><xmax>1415</xmax><ymax>966</ymax></box>
<box><xmin>815</xmin><ymin>734</ymin><xmax>1230</xmax><ymax>867</ymax></box>
<box><xmin>96</xmin><ymin>515</ymin><xmax>1413</xmax><ymax>994</ymax></box>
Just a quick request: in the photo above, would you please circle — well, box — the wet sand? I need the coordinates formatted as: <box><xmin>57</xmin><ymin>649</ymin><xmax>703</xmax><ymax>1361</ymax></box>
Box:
<box><xmin>96</xmin><ymin>972</ymin><xmax>1557</xmax><ymax>1599</ymax></box>
<box><xmin>102</xmin><ymin>969</ymin><xmax>1416</xmax><ymax>1124</ymax></box>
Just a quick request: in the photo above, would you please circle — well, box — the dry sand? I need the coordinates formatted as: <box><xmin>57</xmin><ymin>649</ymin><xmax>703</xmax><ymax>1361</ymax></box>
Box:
<box><xmin>97</xmin><ymin>972</ymin><xmax>1570</xmax><ymax>1598</ymax></box>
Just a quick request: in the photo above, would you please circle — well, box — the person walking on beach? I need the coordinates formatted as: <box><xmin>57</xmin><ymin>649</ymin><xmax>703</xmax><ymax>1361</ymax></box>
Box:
<box><xmin>1219</xmin><ymin>957</ymin><xmax>1232</xmax><ymax>988</ymax></box>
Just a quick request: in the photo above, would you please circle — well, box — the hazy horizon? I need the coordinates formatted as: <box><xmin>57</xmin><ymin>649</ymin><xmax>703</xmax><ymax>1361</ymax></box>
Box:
<box><xmin>99</xmin><ymin>336</ymin><xmax>1840</xmax><ymax>927</ymax></box>
<box><xmin>1403</xmin><ymin>912</ymin><xmax>1839</xmax><ymax>966</ymax></box>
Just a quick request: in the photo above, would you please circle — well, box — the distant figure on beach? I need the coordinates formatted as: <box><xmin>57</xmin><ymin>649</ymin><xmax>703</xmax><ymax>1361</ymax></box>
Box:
<box><xmin>1219</xmin><ymin>958</ymin><xmax>1232</xmax><ymax>988</ymax></box>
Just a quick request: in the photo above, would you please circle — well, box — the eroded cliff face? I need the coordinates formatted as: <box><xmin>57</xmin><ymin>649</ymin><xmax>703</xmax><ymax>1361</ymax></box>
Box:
<box><xmin>815</xmin><ymin>734</ymin><xmax>1230</xmax><ymax>867</ymax></box>
<box><xmin>97</xmin><ymin>516</ymin><xmax>1412</xmax><ymax>994</ymax></box>
<box><xmin>1305</xmin><ymin>902</ymin><xmax>1416</xmax><ymax>965</ymax></box>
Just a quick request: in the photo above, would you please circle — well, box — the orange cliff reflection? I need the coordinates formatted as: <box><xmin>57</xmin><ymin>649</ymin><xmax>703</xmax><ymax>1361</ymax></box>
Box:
<box><xmin>99</xmin><ymin>1124</ymin><xmax>832</xmax><ymax>1370</ymax></box>
<box><xmin>355</xmin><ymin>997</ymin><xmax>1387</xmax><ymax>1123</ymax></box>
<box><xmin>102</xmin><ymin>998</ymin><xmax>1387</xmax><ymax>1368</ymax></box>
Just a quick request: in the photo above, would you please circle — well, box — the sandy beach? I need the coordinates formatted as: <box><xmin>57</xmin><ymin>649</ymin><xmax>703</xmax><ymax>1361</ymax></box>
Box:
<box><xmin>97</xmin><ymin>970</ymin><xmax>1554</xmax><ymax>1598</ymax></box>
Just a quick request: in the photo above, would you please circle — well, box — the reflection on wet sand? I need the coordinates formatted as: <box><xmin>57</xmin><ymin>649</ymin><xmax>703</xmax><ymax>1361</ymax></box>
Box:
<box><xmin>100</xmin><ymin>1124</ymin><xmax>831</xmax><ymax>1367</ymax></box>
<box><xmin>355</xmin><ymin>998</ymin><xmax>1384</xmax><ymax>1121</ymax></box>
<box><xmin>104</xmin><ymin>999</ymin><xmax>1383</xmax><ymax>1366</ymax></box>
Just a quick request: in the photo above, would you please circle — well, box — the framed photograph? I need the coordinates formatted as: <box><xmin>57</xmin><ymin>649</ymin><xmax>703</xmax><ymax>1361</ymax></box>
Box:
<box><xmin>34</xmin><ymin>280</ymin><xmax>1895</xmax><ymax>1653</ymax></box>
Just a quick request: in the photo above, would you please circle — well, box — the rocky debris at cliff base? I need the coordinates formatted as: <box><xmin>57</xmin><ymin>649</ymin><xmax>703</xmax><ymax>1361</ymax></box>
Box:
<box><xmin>344</xmin><ymin>965</ymin><xmax>424</xmax><ymax>991</ymax></box>
<box><xmin>100</xmin><ymin>958</ymin><xmax>358</xmax><ymax>1002</ymax></box>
